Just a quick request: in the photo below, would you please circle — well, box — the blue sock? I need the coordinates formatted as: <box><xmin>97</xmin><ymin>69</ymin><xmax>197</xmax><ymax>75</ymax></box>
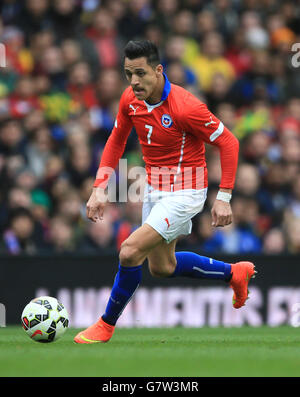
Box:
<box><xmin>171</xmin><ymin>252</ymin><xmax>232</xmax><ymax>281</ymax></box>
<box><xmin>102</xmin><ymin>264</ymin><xmax>142</xmax><ymax>326</ymax></box>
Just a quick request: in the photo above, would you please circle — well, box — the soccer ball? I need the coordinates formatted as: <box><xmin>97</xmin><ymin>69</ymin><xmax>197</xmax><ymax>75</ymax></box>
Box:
<box><xmin>21</xmin><ymin>296</ymin><xmax>69</xmax><ymax>343</ymax></box>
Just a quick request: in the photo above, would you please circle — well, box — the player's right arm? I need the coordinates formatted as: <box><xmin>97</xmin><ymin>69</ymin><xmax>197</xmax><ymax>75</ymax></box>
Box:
<box><xmin>87</xmin><ymin>89</ymin><xmax>133</xmax><ymax>222</ymax></box>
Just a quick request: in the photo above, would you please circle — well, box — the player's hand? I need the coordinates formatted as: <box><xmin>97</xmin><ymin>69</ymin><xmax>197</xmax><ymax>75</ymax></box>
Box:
<box><xmin>211</xmin><ymin>200</ymin><xmax>233</xmax><ymax>227</ymax></box>
<box><xmin>86</xmin><ymin>187</ymin><xmax>107</xmax><ymax>222</ymax></box>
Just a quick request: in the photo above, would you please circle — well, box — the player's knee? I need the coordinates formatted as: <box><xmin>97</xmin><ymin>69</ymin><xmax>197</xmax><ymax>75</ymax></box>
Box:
<box><xmin>119</xmin><ymin>241</ymin><xmax>141</xmax><ymax>267</ymax></box>
<box><xmin>149</xmin><ymin>262</ymin><xmax>175</xmax><ymax>278</ymax></box>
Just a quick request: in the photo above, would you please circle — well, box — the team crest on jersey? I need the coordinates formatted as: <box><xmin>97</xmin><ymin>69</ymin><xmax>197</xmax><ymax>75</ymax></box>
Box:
<box><xmin>161</xmin><ymin>114</ymin><xmax>173</xmax><ymax>128</ymax></box>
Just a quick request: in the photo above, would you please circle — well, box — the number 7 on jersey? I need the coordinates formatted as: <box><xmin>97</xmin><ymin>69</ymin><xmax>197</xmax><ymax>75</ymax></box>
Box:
<box><xmin>145</xmin><ymin>124</ymin><xmax>153</xmax><ymax>144</ymax></box>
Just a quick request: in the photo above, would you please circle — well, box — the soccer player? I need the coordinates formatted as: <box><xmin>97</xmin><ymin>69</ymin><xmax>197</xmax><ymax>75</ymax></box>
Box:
<box><xmin>74</xmin><ymin>41</ymin><xmax>256</xmax><ymax>344</ymax></box>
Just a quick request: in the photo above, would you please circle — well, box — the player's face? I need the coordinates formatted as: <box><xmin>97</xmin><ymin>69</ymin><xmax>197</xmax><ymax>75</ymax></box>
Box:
<box><xmin>124</xmin><ymin>57</ymin><xmax>163</xmax><ymax>102</ymax></box>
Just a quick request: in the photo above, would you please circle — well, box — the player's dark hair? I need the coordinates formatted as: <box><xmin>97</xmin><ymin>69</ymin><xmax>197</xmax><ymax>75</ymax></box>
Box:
<box><xmin>124</xmin><ymin>40</ymin><xmax>160</xmax><ymax>68</ymax></box>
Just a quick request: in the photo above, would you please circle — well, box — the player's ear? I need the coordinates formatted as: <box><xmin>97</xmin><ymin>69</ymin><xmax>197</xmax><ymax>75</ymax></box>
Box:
<box><xmin>155</xmin><ymin>64</ymin><xmax>163</xmax><ymax>76</ymax></box>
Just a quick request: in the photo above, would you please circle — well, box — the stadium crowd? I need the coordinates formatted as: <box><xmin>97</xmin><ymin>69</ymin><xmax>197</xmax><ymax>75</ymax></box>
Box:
<box><xmin>0</xmin><ymin>0</ymin><xmax>300</xmax><ymax>255</ymax></box>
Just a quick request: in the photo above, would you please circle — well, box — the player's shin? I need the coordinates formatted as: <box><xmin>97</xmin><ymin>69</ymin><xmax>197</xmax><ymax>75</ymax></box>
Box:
<box><xmin>170</xmin><ymin>252</ymin><xmax>232</xmax><ymax>281</ymax></box>
<box><xmin>102</xmin><ymin>264</ymin><xmax>142</xmax><ymax>325</ymax></box>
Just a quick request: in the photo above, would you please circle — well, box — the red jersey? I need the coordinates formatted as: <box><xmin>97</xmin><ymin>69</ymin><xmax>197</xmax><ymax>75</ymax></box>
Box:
<box><xmin>94</xmin><ymin>74</ymin><xmax>239</xmax><ymax>191</ymax></box>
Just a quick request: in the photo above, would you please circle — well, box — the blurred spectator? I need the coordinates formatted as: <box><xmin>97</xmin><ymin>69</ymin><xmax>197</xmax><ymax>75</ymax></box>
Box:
<box><xmin>9</xmin><ymin>75</ymin><xmax>41</xmax><ymax>119</ymax></box>
<box><xmin>263</xmin><ymin>227</ymin><xmax>286</xmax><ymax>254</ymax></box>
<box><xmin>162</xmin><ymin>36</ymin><xmax>198</xmax><ymax>87</ymax></box>
<box><xmin>231</xmin><ymin>50</ymin><xmax>281</xmax><ymax>106</ymax></box>
<box><xmin>285</xmin><ymin>217</ymin><xmax>300</xmax><ymax>254</ymax></box>
<box><xmin>30</xmin><ymin>188</ymin><xmax>51</xmax><ymax>224</ymax></box>
<box><xmin>204</xmin><ymin>0</ymin><xmax>239</xmax><ymax>39</ymax></box>
<box><xmin>225</xmin><ymin>27</ymin><xmax>253</xmax><ymax>78</ymax></box>
<box><xmin>50</xmin><ymin>0</ymin><xmax>82</xmax><ymax>41</ymax></box>
<box><xmin>167</xmin><ymin>61</ymin><xmax>188</xmax><ymax>87</ymax></box>
<box><xmin>0</xmin><ymin>1</ymin><xmax>22</xmax><ymax>26</ymax></box>
<box><xmin>0</xmin><ymin>208</ymin><xmax>42</xmax><ymax>254</ymax></box>
<box><xmin>15</xmin><ymin>167</ymin><xmax>38</xmax><ymax>192</ymax></box>
<box><xmin>235</xmin><ymin>163</ymin><xmax>260</xmax><ymax>197</ymax></box>
<box><xmin>16</xmin><ymin>0</ymin><xmax>52</xmax><ymax>42</ymax></box>
<box><xmin>79</xmin><ymin>176</ymin><xmax>94</xmax><ymax>203</ymax></box>
<box><xmin>105</xmin><ymin>0</ymin><xmax>126</xmax><ymax>24</ymax></box>
<box><xmin>0</xmin><ymin>118</ymin><xmax>25</xmax><ymax>159</ymax></box>
<box><xmin>61</xmin><ymin>39</ymin><xmax>82</xmax><ymax>69</ymax></box>
<box><xmin>8</xmin><ymin>187</ymin><xmax>32</xmax><ymax>210</ymax></box>
<box><xmin>67</xmin><ymin>61</ymin><xmax>98</xmax><ymax>109</ymax></box>
<box><xmin>205</xmin><ymin>72</ymin><xmax>232</xmax><ymax>113</ymax></box>
<box><xmin>144</xmin><ymin>23</ymin><xmax>164</xmax><ymax>48</ymax></box>
<box><xmin>256</xmin><ymin>162</ymin><xmax>290</xmax><ymax>226</ymax></box>
<box><xmin>117</xmin><ymin>0</ymin><xmax>152</xmax><ymax>40</ymax></box>
<box><xmin>46</xmin><ymin>215</ymin><xmax>75</xmax><ymax>253</ymax></box>
<box><xmin>96</xmin><ymin>68</ymin><xmax>123</xmax><ymax>108</ymax></box>
<box><xmin>155</xmin><ymin>0</ymin><xmax>179</xmax><ymax>35</ymax></box>
<box><xmin>23</xmin><ymin>109</ymin><xmax>47</xmax><ymax>134</ymax></box>
<box><xmin>85</xmin><ymin>7</ymin><xmax>121</xmax><ymax>69</ymax></box>
<box><xmin>29</xmin><ymin>29</ymin><xmax>55</xmax><ymax>66</ymax></box>
<box><xmin>50</xmin><ymin>176</ymin><xmax>72</xmax><ymax>204</ymax></box>
<box><xmin>215</xmin><ymin>103</ymin><xmax>237</xmax><ymax>131</ymax></box>
<box><xmin>56</xmin><ymin>190</ymin><xmax>83</xmax><ymax>223</ymax></box>
<box><xmin>171</xmin><ymin>10</ymin><xmax>199</xmax><ymax>65</ymax></box>
<box><xmin>25</xmin><ymin>126</ymin><xmax>54</xmax><ymax>180</ymax></box>
<box><xmin>172</xmin><ymin>9</ymin><xmax>195</xmax><ymax>38</ymax></box>
<box><xmin>241</xmin><ymin>131</ymin><xmax>271</xmax><ymax>163</ymax></box>
<box><xmin>195</xmin><ymin>10</ymin><xmax>218</xmax><ymax>41</ymax></box>
<box><xmin>42</xmin><ymin>155</ymin><xmax>65</xmax><ymax>191</ymax></box>
<box><xmin>80</xmin><ymin>216</ymin><xmax>115</xmax><ymax>253</ymax></box>
<box><xmin>39</xmin><ymin>46</ymin><xmax>67</xmax><ymax>91</ymax></box>
<box><xmin>188</xmin><ymin>31</ymin><xmax>236</xmax><ymax>92</ymax></box>
<box><xmin>66</xmin><ymin>146</ymin><xmax>92</xmax><ymax>187</ymax></box>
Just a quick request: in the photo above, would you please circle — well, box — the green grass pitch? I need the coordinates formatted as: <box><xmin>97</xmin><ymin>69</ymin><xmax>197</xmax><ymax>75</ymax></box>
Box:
<box><xmin>0</xmin><ymin>326</ymin><xmax>300</xmax><ymax>377</ymax></box>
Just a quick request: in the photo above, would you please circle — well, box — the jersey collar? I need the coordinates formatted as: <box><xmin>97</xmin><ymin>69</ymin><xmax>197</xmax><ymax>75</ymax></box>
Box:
<box><xmin>144</xmin><ymin>73</ymin><xmax>171</xmax><ymax>112</ymax></box>
<box><xmin>161</xmin><ymin>72</ymin><xmax>171</xmax><ymax>101</ymax></box>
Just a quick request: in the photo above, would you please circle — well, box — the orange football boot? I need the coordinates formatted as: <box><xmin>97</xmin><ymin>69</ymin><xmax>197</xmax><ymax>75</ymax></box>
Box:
<box><xmin>230</xmin><ymin>261</ymin><xmax>257</xmax><ymax>309</ymax></box>
<box><xmin>74</xmin><ymin>318</ymin><xmax>115</xmax><ymax>344</ymax></box>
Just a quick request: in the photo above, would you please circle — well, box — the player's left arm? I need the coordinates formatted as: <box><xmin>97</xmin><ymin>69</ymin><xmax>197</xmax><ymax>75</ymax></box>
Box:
<box><xmin>206</xmin><ymin>115</ymin><xmax>239</xmax><ymax>228</ymax></box>
<box><xmin>179</xmin><ymin>96</ymin><xmax>239</xmax><ymax>227</ymax></box>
